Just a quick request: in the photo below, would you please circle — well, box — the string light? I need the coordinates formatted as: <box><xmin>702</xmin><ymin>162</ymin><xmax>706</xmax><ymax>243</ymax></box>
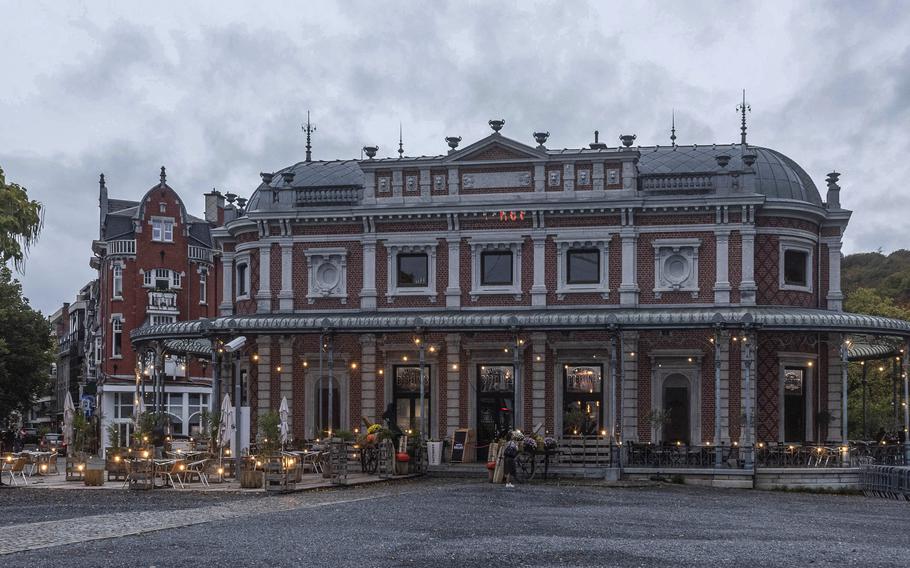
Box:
<box><xmin>452</xmin><ymin>364</ymin><xmax>458</xmax><ymax>371</ymax></box>
<box><xmin>351</xmin><ymin>362</ymin><xmax>358</xmax><ymax>369</ymax></box>
<box><xmin>252</xmin><ymin>353</ymin><xmax>259</xmax><ymax>362</ymax></box>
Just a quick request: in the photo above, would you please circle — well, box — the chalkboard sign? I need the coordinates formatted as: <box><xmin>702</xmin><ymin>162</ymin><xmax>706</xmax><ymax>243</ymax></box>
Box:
<box><xmin>450</xmin><ymin>429</ymin><xmax>475</xmax><ymax>463</ymax></box>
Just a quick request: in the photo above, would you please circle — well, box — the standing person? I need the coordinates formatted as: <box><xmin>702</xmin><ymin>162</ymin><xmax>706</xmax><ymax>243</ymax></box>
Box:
<box><xmin>503</xmin><ymin>438</ymin><xmax>518</xmax><ymax>488</ymax></box>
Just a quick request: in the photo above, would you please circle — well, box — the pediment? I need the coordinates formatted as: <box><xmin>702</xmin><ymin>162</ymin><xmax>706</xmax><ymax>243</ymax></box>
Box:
<box><xmin>445</xmin><ymin>134</ymin><xmax>547</xmax><ymax>163</ymax></box>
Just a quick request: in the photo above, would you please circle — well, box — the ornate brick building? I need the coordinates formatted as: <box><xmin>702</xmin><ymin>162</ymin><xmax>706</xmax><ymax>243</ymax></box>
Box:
<box><xmin>92</xmin><ymin>169</ymin><xmax>218</xmax><ymax>446</ymax></box>
<box><xmin>132</xmin><ymin>120</ymin><xmax>910</xmax><ymax>462</ymax></box>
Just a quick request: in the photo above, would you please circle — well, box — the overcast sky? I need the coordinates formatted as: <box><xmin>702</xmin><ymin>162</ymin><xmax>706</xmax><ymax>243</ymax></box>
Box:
<box><xmin>2</xmin><ymin>0</ymin><xmax>909</xmax><ymax>314</ymax></box>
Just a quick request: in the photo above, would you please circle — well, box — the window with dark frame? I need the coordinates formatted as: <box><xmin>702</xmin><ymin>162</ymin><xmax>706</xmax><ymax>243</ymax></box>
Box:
<box><xmin>563</xmin><ymin>364</ymin><xmax>603</xmax><ymax>435</ymax></box>
<box><xmin>567</xmin><ymin>248</ymin><xmax>600</xmax><ymax>284</ymax></box>
<box><xmin>397</xmin><ymin>253</ymin><xmax>428</xmax><ymax>287</ymax></box>
<box><xmin>784</xmin><ymin>249</ymin><xmax>808</xmax><ymax>286</ymax></box>
<box><xmin>393</xmin><ymin>365</ymin><xmax>430</xmax><ymax>432</ymax></box>
<box><xmin>236</xmin><ymin>264</ymin><xmax>248</xmax><ymax>296</ymax></box>
<box><xmin>481</xmin><ymin>250</ymin><xmax>513</xmax><ymax>286</ymax></box>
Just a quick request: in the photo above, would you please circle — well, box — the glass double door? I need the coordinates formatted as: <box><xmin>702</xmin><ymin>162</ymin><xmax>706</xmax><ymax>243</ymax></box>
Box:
<box><xmin>476</xmin><ymin>364</ymin><xmax>514</xmax><ymax>462</ymax></box>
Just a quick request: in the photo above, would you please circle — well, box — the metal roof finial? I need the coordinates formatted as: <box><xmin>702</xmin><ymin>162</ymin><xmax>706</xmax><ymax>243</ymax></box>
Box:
<box><xmin>670</xmin><ymin>110</ymin><xmax>677</xmax><ymax>147</ymax></box>
<box><xmin>302</xmin><ymin>110</ymin><xmax>316</xmax><ymax>162</ymax></box>
<box><xmin>398</xmin><ymin>122</ymin><xmax>404</xmax><ymax>159</ymax></box>
<box><xmin>159</xmin><ymin>166</ymin><xmax>166</xmax><ymax>186</ymax></box>
<box><xmin>737</xmin><ymin>90</ymin><xmax>751</xmax><ymax>146</ymax></box>
<box><xmin>99</xmin><ymin>173</ymin><xmax>106</xmax><ymax>190</ymax></box>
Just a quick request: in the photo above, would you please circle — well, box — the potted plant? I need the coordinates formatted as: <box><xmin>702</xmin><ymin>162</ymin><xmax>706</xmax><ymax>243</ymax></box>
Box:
<box><xmin>249</xmin><ymin>411</ymin><xmax>280</xmax><ymax>490</ymax></box>
<box><xmin>647</xmin><ymin>409</ymin><xmax>672</xmax><ymax>443</ymax></box>
<box><xmin>104</xmin><ymin>423</ymin><xmax>127</xmax><ymax>481</ymax></box>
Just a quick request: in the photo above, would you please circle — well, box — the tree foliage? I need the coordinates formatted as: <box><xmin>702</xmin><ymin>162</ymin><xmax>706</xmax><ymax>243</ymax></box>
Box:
<box><xmin>843</xmin><ymin>250</ymin><xmax>910</xmax><ymax>309</ymax></box>
<box><xmin>0</xmin><ymin>266</ymin><xmax>52</xmax><ymax>424</ymax></box>
<box><xmin>0</xmin><ymin>167</ymin><xmax>43</xmax><ymax>271</ymax></box>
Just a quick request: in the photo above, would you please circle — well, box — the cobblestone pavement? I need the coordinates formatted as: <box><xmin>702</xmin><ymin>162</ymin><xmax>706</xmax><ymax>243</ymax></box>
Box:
<box><xmin>3</xmin><ymin>480</ymin><xmax>909</xmax><ymax>567</ymax></box>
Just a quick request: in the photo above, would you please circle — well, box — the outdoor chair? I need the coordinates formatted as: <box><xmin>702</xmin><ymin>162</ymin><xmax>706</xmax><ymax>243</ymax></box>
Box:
<box><xmin>4</xmin><ymin>457</ymin><xmax>29</xmax><ymax>486</ymax></box>
<box><xmin>184</xmin><ymin>459</ymin><xmax>210</xmax><ymax>486</ymax></box>
<box><xmin>158</xmin><ymin>461</ymin><xmax>186</xmax><ymax>489</ymax></box>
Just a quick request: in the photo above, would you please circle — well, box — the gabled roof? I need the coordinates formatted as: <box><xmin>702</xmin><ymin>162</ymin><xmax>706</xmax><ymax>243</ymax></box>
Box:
<box><xmin>443</xmin><ymin>133</ymin><xmax>547</xmax><ymax>162</ymax></box>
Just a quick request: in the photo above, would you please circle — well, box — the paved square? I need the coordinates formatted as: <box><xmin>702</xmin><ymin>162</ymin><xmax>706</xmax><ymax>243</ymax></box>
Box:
<box><xmin>2</xmin><ymin>480</ymin><xmax>908</xmax><ymax>567</ymax></box>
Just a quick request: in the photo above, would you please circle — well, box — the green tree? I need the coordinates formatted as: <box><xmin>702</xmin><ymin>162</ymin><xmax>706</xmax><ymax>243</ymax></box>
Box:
<box><xmin>0</xmin><ymin>266</ymin><xmax>52</xmax><ymax>426</ymax></box>
<box><xmin>844</xmin><ymin>287</ymin><xmax>910</xmax><ymax>320</ymax></box>
<box><xmin>0</xmin><ymin>167</ymin><xmax>43</xmax><ymax>271</ymax></box>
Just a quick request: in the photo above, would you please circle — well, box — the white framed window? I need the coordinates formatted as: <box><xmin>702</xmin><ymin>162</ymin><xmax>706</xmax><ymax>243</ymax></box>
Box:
<box><xmin>111</xmin><ymin>315</ymin><xmax>123</xmax><ymax>358</ymax></box>
<box><xmin>652</xmin><ymin>238</ymin><xmax>701</xmax><ymax>298</ymax></box>
<box><xmin>235</xmin><ymin>258</ymin><xmax>250</xmax><ymax>299</ymax></box>
<box><xmin>112</xmin><ymin>264</ymin><xmax>123</xmax><ymax>298</ymax></box>
<box><xmin>469</xmin><ymin>235</ymin><xmax>523</xmax><ymax>300</ymax></box>
<box><xmin>141</xmin><ymin>268</ymin><xmax>182</xmax><ymax>290</ymax></box>
<box><xmin>151</xmin><ymin>217</ymin><xmax>175</xmax><ymax>243</ymax></box>
<box><xmin>555</xmin><ymin>233</ymin><xmax>610</xmax><ymax>299</ymax></box>
<box><xmin>385</xmin><ymin>240</ymin><xmax>438</xmax><ymax>302</ymax></box>
<box><xmin>779</xmin><ymin>238</ymin><xmax>813</xmax><ymax>293</ymax></box>
<box><xmin>199</xmin><ymin>268</ymin><xmax>207</xmax><ymax>304</ymax></box>
<box><xmin>150</xmin><ymin>315</ymin><xmax>176</xmax><ymax>326</ymax></box>
<box><xmin>94</xmin><ymin>336</ymin><xmax>102</xmax><ymax>365</ymax></box>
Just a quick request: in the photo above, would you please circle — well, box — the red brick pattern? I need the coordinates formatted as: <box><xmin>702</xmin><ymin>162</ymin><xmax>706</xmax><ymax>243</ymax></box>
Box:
<box><xmin>754</xmin><ymin>235</ymin><xmax>816</xmax><ymax>307</ymax></box>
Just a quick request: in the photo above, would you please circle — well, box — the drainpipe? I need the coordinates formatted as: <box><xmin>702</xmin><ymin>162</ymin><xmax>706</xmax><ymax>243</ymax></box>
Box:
<box><xmin>419</xmin><ymin>335</ymin><xmax>427</xmax><ymax>437</ymax></box>
<box><xmin>609</xmin><ymin>332</ymin><xmax>618</xmax><ymax>468</ymax></box>
<box><xmin>840</xmin><ymin>337</ymin><xmax>849</xmax><ymax>452</ymax></box>
<box><xmin>328</xmin><ymin>332</ymin><xmax>335</xmax><ymax>437</ymax></box>
<box><xmin>743</xmin><ymin>332</ymin><xmax>754</xmax><ymax>470</ymax></box>
<box><xmin>318</xmin><ymin>331</ymin><xmax>324</xmax><ymax>438</ymax></box>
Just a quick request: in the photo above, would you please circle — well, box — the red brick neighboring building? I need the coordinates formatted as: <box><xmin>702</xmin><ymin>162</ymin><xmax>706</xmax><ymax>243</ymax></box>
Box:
<box><xmin>91</xmin><ymin>168</ymin><xmax>219</xmax><ymax>446</ymax></box>
<box><xmin>130</xmin><ymin>122</ymin><xmax>910</xmax><ymax>464</ymax></box>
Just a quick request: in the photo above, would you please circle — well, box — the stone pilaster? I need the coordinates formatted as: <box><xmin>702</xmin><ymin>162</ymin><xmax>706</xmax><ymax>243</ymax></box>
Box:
<box><xmin>256</xmin><ymin>244</ymin><xmax>271</xmax><ymax>313</ymax></box>
<box><xmin>740</xmin><ymin>227</ymin><xmax>756</xmax><ymax>305</ymax></box>
<box><xmin>531</xmin><ymin>233</ymin><xmax>547</xmax><ymax>307</ymax></box>
<box><xmin>219</xmin><ymin>252</ymin><xmax>234</xmax><ymax>316</ymax></box>
<box><xmin>257</xmin><ymin>344</ymin><xmax>271</xmax><ymax>418</ymax></box>
<box><xmin>621</xmin><ymin>332</ymin><xmax>639</xmax><ymax>441</ymax></box>
<box><xmin>531</xmin><ymin>332</ymin><xmax>547</xmax><ymax>429</ymax></box>
<box><xmin>279</xmin><ymin>338</ymin><xmax>293</xmax><ymax>430</ymax></box>
<box><xmin>825</xmin><ymin>238</ymin><xmax>844</xmax><ymax>311</ymax></box>
<box><xmin>619</xmin><ymin>227</ymin><xmax>639</xmax><ymax>306</ymax></box>
<box><xmin>360</xmin><ymin>239</ymin><xmax>378</xmax><ymax>310</ymax></box>
<box><xmin>445</xmin><ymin>334</ymin><xmax>461</xmax><ymax>437</ymax></box>
<box><xmin>714</xmin><ymin>228</ymin><xmax>731</xmax><ymax>305</ymax></box>
<box><xmin>445</xmin><ymin>238</ymin><xmax>461</xmax><ymax>308</ymax></box>
<box><xmin>278</xmin><ymin>242</ymin><xmax>293</xmax><ymax>312</ymax></box>
<box><xmin>360</xmin><ymin>334</ymin><xmax>377</xmax><ymax>423</ymax></box>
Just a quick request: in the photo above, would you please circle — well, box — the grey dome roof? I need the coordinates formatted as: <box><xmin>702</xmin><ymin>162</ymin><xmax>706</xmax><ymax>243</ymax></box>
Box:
<box><xmin>637</xmin><ymin>145</ymin><xmax>822</xmax><ymax>206</ymax></box>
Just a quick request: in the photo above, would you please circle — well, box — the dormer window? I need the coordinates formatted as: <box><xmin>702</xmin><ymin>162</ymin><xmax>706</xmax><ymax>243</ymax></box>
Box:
<box><xmin>142</xmin><ymin>268</ymin><xmax>182</xmax><ymax>290</ymax></box>
<box><xmin>151</xmin><ymin>217</ymin><xmax>174</xmax><ymax>242</ymax></box>
<box><xmin>779</xmin><ymin>238</ymin><xmax>813</xmax><ymax>293</ymax></box>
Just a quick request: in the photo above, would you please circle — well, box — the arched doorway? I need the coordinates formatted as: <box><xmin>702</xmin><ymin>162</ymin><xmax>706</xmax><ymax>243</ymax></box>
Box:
<box><xmin>663</xmin><ymin>374</ymin><xmax>690</xmax><ymax>444</ymax></box>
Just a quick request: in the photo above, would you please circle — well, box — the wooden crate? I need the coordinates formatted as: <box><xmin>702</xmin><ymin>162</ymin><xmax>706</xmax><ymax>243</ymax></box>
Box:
<box><xmin>240</xmin><ymin>469</ymin><xmax>263</xmax><ymax>489</ymax></box>
<box><xmin>84</xmin><ymin>469</ymin><xmax>104</xmax><ymax>486</ymax></box>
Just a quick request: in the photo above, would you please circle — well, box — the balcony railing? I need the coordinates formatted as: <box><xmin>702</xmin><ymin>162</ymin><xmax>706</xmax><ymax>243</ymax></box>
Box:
<box><xmin>108</xmin><ymin>239</ymin><xmax>137</xmax><ymax>255</ymax></box>
<box><xmin>148</xmin><ymin>290</ymin><xmax>179</xmax><ymax>313</ymax></box>
<box><xmin>295</xmin><ymin>187</ymin><xmax>360</xmax><ymax>205</ymax></box>
<box><xmin>639</xmin><ymin>174</ymin><xmax>714</xmax><ymax>192</ymax></box>
<box><xmin>188</xmin><ymin>245</ymin><xmax>214</xmax><ymax>263</ymax></box>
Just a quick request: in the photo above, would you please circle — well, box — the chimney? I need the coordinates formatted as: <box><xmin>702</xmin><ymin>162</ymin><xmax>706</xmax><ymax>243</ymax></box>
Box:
<box><xmin>826</xmin><ymin>172</ymin><xmax>841</xmax><ymax>209</ymax></box>
<box><xmin>204</xmin><ymin>189</ymin><xmax>225</xmax><ymax>225</ymax></box>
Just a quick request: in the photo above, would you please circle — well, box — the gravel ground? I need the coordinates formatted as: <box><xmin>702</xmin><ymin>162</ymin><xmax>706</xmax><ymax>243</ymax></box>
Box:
<box><xmin>3</xmin><ymin>479</ymin><xmax>909</xmax><ymax>567</ymax></box>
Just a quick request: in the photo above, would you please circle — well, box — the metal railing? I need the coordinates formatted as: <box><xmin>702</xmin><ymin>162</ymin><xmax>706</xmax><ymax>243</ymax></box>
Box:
<box><xmin>188</xmin><ymin>246</ymin><xmax>213</xmax><ymax>263</ymax></box>
<box><xmin>626</xmin><ymin>442</ymin><xmax>740</xmax><ymax>468</ymax></box>
<box><xmin>862</xmin><ymin>465</ymin><xmax>910</xmax><ymax>500</ymax></box>
<box><xmin>147</xmin><ymin>290</ymin><xmax>178</xmax><ymax>312</ymax></box>
<box><xmin>107</xmin><ymin>239</ymin><xmax>136</xmax><ymax>255</ymax></box>
<box><xmin>639</xmin><ymin>174</ymin><xmax>714</xmax><ymax>192</ymax></box>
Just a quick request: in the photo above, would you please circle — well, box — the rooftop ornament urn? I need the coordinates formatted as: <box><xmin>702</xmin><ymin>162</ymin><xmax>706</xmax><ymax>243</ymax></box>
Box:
<box><xmin>224</xmin><ymin>192</ymin><xmax>237</xmax><ymax>204</ymax></box>
<box><xmin>281</xmin><ymin>171</ymin><xmax>295</xmax><ymax>185</ymax></box>
<box><xmin>715</xmin><ymin>154</ymin><xmax>731</xmax><ymax>168</ymax></box>
<box><xmin>533</xmin><ymin>131</ymin><xmax>550</xmax><ymax>147</ymax></box>
<box><xmin>445</xmin><ymin>136</ymin><xmax>462</xmax><ymax>153</ymax></box>
<box><xmin>489</xmin><ymin>119</ymin><xmax>505</xmax><ymax>133</ymax></box>
<box><xmin>363</xmin><ymin>145</ymin><xmax>379</xmax><ymax>159</ymax></box>
<box><xmin>741</xmin><ymin>153</ymin><xmax>757</xmax><ymax>168</ymax></box>
<box><xmin>619</xmin><ymin>134</ymin><xmax>637</xmax><ymax>147</ymax></box>
<box><xmin>260</xmin><ymin>172</ymin><xmax>274</xmax><ymax>185</ymax></box>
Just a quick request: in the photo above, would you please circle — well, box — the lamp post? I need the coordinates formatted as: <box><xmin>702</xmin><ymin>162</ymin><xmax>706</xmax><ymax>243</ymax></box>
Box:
<box><xmin>233</xmin><ymin>349</ymin><xmax>241</xmax><ymax>476</ymax></box>
<box><xmin>742</xmin><ymin>331</ymin><xmax>755</xmax><ymax>470</ymax></box>
<box><xmin>840</xmin><ymin>336</ymin><xmax>850</xmax><ymax>444</ymax></box>
<box><xmin>417</xmin><ymin>331</ymin><xmax>427</xmax><ymax>438</ymax></box>
<box><xmin>327</xmin><ymin>332</ymin><xmax>335</xmax><ymax>437</ymax></box>
<box><xmin>714</xmin><ymin>327</ymin><xmax>723</xmax><ymax>468</ymax></box>
<box><xmin>903</xmin><ymin>344</ymin><xmax>909</xmax><ymax>464</ymax></box>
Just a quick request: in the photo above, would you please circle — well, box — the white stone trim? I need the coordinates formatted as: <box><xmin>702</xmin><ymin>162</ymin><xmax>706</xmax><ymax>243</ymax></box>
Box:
<box><xmin>305</xmin><ymin>247</ymin><xmax>348</xmax><ymax>303</ymax></box>
<box><xmin>778</xmin><ymin>236</ymin><xmax>814</xmax><ymax>293</ymax></box>
<box><xmin>383</xmin><ymin>238</ymin><xmax>438</xmax><ymax>302</ymax></box>
<box><xmin>234</xmin><ymin>253</ymin><xmax>251</xmax><ymax>301</ymax></box>
<box><xmin>649</xmin><ymin>351</ymin><xmax>703</xmax><ymax>444</ymax></box>
<box><xmin>652</xmin><ymin>238</ymin><xmax>701</xmax><ymax>298</ymax></box>
<box><xmin>554</xmin><ymin>232</ymin><xmax>610</xmax><ymax>299</ymax></box>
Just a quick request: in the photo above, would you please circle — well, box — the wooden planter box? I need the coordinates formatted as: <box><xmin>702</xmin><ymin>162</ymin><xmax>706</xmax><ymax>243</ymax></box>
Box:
<box><xmin>65</xmin><ymin>458</ymin><xmax>85</xmax><ymax>482</ymax></box>
<box><xmin>240</xmin><ymin>469</ymin><xmax>263</xmax><ymax>489</ymax></box>
<box><xmin>264</xmin><ymin>461</ymin><xmax>297</xmax><ymax>493</ymax></box>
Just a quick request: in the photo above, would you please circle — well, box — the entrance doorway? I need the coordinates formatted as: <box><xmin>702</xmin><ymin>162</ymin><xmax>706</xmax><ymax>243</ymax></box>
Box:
<box><xmin>783</xmin><ymin>367</ymin><xmax>806</xmax><ymax>442</ymax></box>
<box><xmin>315</xmin><ymin>378</ymin><xmax>341</xmax><ymax>437</ymax></box>
<box><xmin>476</xmin><ymin>364</ymin><xmax>514</xmax><ymax>461</ymax></box>
<box><xmin>663</xmin><ymin>374</ymin><xmax>690</xmax><ymax>444</ymax></box>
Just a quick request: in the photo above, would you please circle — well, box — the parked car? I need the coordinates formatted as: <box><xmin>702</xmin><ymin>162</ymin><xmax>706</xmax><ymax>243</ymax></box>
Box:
<box><xmin>40</xmin><ymin>432</ymin><xmax>66</xmax><ymax>455</ymax></box>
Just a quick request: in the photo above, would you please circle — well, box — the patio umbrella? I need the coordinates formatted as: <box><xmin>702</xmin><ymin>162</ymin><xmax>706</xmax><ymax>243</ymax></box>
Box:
<box><xmin>218</xmin><ymin>394</ymin><xmax>234</xmax><ymax>451</ymax></box>
<box><xmin>134</xmin><ymin>393</ymin><xmax>146</xmax><ymax>418</ymax></box>
<box><xmin>279</xmin><ymin>396</ymin><xmax>290</xmax><ymax>447</ymax></box>
<box><xmin>63</xmin><ymin>391</ymin><xmax>76</xmax><ymax>447</ymax></box>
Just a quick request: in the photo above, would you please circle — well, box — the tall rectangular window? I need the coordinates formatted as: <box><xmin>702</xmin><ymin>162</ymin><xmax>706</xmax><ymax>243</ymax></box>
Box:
<box><xmin>112</xmin><ymin>316</ymin><xmax>123</xmax><ymax>357</ymax></box>
<box><xmin>480</xmin><ymin>251</ymin><xmax>513</xmax><ymax>286</ymax></box>
<box><xmin>199</xmin><ymin>269</ymin><xmax>207</xmax><ymax>304</ymax></box>
<box><xmin>567</xmin><ymin>249</ymin><xmax>600</xmax><ymax>284</ymax></box>
<box><xmin>393</xmin><ymin>365</ymin><xmax>430</xmax><ymax>433</ymax></box>
<box><xmin>112</xmin><ymin>265</ymin><xmax>123</xmax><ymax>297</ymax></box>
<box><xmin>236</xmin><ymin>263</ymin><xmax>248</xmax><ymax>296</ymax></box>
<box><xmin>563</xmin><ymin>364</ymin><xmax>603</xmax><ymax>435</ymax></box>
<box><xmin>397</xmin><ymin>253</ymin><xmax>428</xmax><ymax>287</ymax></box>
<box><xmin>151</xmin><ymin>219</ymin><xmax>174</xmax><ymax>242</ymax></box>
<box><xmin>784</xmin><ymin>249</ymin><xmax>808</xmax><ymax>286</ymax></box>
